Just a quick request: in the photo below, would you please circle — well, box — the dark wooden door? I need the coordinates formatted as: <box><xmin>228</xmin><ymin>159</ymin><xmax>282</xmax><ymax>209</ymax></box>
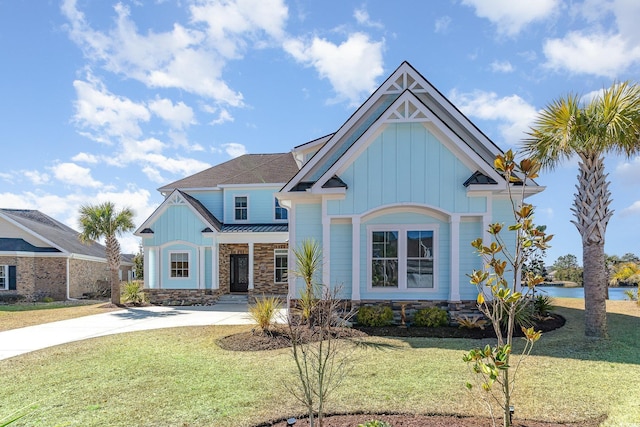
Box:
<box><xmin>230</xmin><ymin>254</ymin><xmax>249</xmax><ymax>293</ymax></box>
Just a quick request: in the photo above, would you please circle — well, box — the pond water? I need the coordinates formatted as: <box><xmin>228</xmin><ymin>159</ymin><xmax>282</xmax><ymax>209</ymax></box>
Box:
<box><xmin>536</xmin><ymin>286</ymin><xmax>635</xmax><ymax>300</ymax></box>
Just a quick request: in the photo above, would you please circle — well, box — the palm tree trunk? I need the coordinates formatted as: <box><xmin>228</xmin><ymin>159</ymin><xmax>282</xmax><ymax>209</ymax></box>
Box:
<box><xmin>571</xmin><ymin>153</ymin><xmax>612</xmax><ymax>338</ymax></box>
<box><xmin>106</xmin><ymin>234</ymin><xmax>122</xmax><ymax>305</ymax></box>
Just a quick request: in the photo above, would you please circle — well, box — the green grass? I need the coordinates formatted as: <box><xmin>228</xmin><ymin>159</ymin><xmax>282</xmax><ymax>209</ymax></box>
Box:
<box><xmin>0</xmin><ymin>302</ymin><xmax>117</xmax><ymax>331</ymax></box>
<box><xmin>0</xmin><ymin>299</ymin><xmax>638</xmax><ymax>426</ymax></box>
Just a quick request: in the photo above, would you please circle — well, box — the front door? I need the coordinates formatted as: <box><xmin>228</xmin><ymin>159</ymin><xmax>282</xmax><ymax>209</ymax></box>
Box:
<box><xmin>230</xmin><ymin>254</ymin><xmax>249</xmax><ymax>293</ymax></box>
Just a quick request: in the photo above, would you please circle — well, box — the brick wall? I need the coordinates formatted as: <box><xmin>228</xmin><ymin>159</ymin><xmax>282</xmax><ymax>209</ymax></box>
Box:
<box><xmin>68</xmin><ymin>258</ymin><xmax>110</xmax><ymax>298</ymax></box>
<box><xmin>0</xmin><ymin>255</ymin><xmax>67</xmax><ymax>300</ymax></box>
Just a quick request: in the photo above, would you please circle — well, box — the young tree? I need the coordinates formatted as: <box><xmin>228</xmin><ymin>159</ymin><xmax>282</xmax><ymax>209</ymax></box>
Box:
<box><xmin>523</xmin><ymin>81</ymin><xmax>640</xmax><ymax>338</ymax></box>
<box><xmin>78</xmin><ymin>202</ymin><xmax>135</xmax><ymax>305</ymax></box>
<box><xmin>463</xmin><ymin>151</ymin><xmax>551</xmax><ymax>427</ymax></box>
<box><xmin>133</xmin><ymin>244</ymin><xmax>144</xmax><ymax>280</ymax></box>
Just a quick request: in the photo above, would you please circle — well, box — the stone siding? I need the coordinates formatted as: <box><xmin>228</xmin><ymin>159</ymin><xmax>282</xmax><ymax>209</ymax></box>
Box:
<box><xmin>251</xmin><ymin>243</ymin><xmax>288</xmax><ymax>296</ymax></box>
<box><xmin>218</xmin><ymin>244</ymin><xmax>247</xmax><ymax>294</ymax></box>
<box><xmin>144</xmin><ymin>288</ymin><xmax>223</xmax><ymax>306</ymax></box>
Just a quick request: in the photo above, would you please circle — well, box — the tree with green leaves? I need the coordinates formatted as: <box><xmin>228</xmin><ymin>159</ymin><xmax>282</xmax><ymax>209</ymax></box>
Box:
<box><xmin>523</xmin><ymin>81</ymin><xmax>640</xmax><ymax>338</ymax></box>
<box><xmin>551</xmin><ymin>254</ymin><xmax>583</xmax><ymax>285</ymax></box>
<box><xmin>78</xmin><ymin>202</ymin><xmax>135</xmax><ymax>305</ymax></box>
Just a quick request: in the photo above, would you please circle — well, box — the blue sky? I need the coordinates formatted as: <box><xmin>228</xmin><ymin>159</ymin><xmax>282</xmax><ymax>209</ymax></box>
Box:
<box><xmin>1</xmin><ymin>0</ymin><xmax>639</xmax><ymax>264</ymax></box>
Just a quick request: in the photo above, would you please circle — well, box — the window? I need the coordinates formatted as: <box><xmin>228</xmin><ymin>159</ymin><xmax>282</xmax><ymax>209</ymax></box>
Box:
<box><xmin>0</xmin><ymin>265</ymin><xmax>7</xmax><ymax>290</ymax></box>
<box><xmin>235</xmin><ymin>196</ymin><xmax>248</xmax><ymax>220</ymax></box>
<box><xmin>372</xmin><ymin>231</ymin><xmax>398</xmax><ymax>287</ymax></box>
<box><xmin>274</xmin><ymin>249</ymin><xmax>288</xmax><ymax>283</ymax></box>
<box><xmin>369</xmin><ymin>226</ymin><xmax>436</xmax><ymax>290</ymax></box>
<box><xmin>170</xmin><ymin>252</ymin><xmax>189</xmax><ymax>278</ymax></box>
<box><xmin>275</xmin><ymin>199</ymin><xmax>288</xmax><ymax>220</ymax></box>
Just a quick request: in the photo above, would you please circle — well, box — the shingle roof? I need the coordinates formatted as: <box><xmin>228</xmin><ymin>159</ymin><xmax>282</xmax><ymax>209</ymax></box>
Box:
<box><xmin>158</xmin><ymin>153</ymin><xmax>300</xmax><ymax>192</ymax></box>
<box><xmin>178</xmin><ymin>190</ymin><xmax>223</xmax><ymax>231</ymax></box>
<box><xmin>0</xmin><ymin>209</ymin><xmax>107</xmax><ymax>258</ymax></box>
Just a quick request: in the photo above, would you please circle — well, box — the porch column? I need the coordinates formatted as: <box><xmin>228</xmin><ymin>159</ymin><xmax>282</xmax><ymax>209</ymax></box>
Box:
<box><xmin>322</xmin><ymin>211</ymin><xmax>330</xmax><ymax>293</ymax></box>
<box><xmin>212</xmin><ymin>243</ymin><xmax>219</xmax><ymax>290</ymax></box>
<box><xmin>198</xmin><ymin>246</ymin><xmax>205</xmax><ymax>289</ymax></box>
<box><xmin>248</xmin><ymin>242</ymin><xmax>254</xmax><ymax>290</ymax></box>
<box><xmin>351</xmin><ymin>216</ymin><xmax>361</xmax><ymax>301</ymax></box>
<box><xmin>449</xmin><ymin>214</ymin><xmax>461</xmax><ymax>302</ymax></box>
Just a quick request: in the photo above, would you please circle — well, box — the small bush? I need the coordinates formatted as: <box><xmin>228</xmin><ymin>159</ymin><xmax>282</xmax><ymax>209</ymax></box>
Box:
<box><xmin>413</xmin><ymin>306</ymin><xmax>448</xmax><ymax>327</ymax></box>
<box><xmin>121</xmin><ymin>281</ymin><xmax>147</xmax><ymax>305</ymax></box>
<box><xmin>453</xmin><ymin>314</ymin><xmax>488</xmax><ymax>330</ymax></box>
<box><xmin>42</xmin><ymin>297</ymin><xmax>55</xmax><ymax>303</ymax></box>
<box><xmin>358</xmin><ymin>421</ymin><xmax>391</xmax><ymax>427</ymax></box>
<box><xmin>533</xmin><ymin>294</ymin><xmax>554</xmax><ymax>317</ymax></box>
<box><xmin>249</xmin><ymin>295</ymin><xmax>282</xmax><ymax>332</ymax></box>
<box><xmin>356</xmin><ymin>305</ymin><xmax>394</xmax><ymax>327</ymax></box>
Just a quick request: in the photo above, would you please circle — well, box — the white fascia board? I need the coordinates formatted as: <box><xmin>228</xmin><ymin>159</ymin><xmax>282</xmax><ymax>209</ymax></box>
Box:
<box><xmin>0</xmin><ymin>212</ymin><xmax>68</xmax><ymax>254</ymax></box>
<box><xmin>135</xmin><ymin>190</ymin><xmax>217</xmax><ymax>236</ymax></box>
<box><xmin>216</xmin><ymin>232</ymin><xmax>289</xmax><ymax>244</ymax></box>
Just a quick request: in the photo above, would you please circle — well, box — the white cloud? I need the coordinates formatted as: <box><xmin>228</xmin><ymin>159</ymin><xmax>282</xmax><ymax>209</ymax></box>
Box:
<box><xmin>434</xmin><ymin>16</ymin><xmax>452</xmax><ymax>34</ymax></box>
<box><xmin>73</xmin><ymin>77</ymin><xmax>150</xmax><ymax>141</ymax></box>
<box><xmin>490</xmin><ymin>60</ymin><xmax>514</xmax><ymax>73</ymax></box>
<box><xmin>620</xmin><ymin>200</ymin><xmax>640</xmax><ymax>217</ymax></box>
<box><xmin>354</xmin><ymin>7</ymin><xmax>384</xmax><ymax>29</ymax></box>
<box><xmin>284</xmin><ymin>32</ymin><xmax>385</xmax><ymax>106</ymax></box>
<box><xmin>148</xmin><ymin>98</ymin><xmax>195</xmax><ymax>129</ymax></box>
<box><xmin>51</xmin><ymin>162</ymin><xmax>102</xmax><ymax>188</ymax></box>
<box><xmin>71</xmin><ymin>152</ymin><xmax>99</xmax><ymax>163</ymax></box>
<box><xmin>222</xmin><ymin>143</ymin><xmax>248</xmax><ymax>158</ymax></box>
<box><xmin>22</xmin><ymin>170</ymin><xmax>50</xmax><ymax>185</ymax></box>
<box><xmin>449</xmin><ymin>89</ymin><xmax>538</xmax><ymax>144</ymax></box>
<box><xmin>543</xmin><ymin>31</ymin><xmax>640</xmax><ymax>77</ymax></box>
<box><xmin>461</xmin><ymin>0</ymin><xmax>559</xmax><ymax>36</ymax></box>
<box><xmin>210</xmin><ymin>108</ymin><xmax>234</xmax><ymax>125</ymax></box>
<box><xmin>142</xmin><ymin>166</ymin><xmax>165</xmax><ymax>184</ymax></box>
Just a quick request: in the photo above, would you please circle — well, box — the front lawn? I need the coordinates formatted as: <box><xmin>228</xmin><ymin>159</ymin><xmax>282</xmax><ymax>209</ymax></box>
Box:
<box><xmin>0</xmin><ymin>302</ymin><xmax>117</xmax><ymax>331</ymax></box>
<box><xmin>0</xmin><ymin>299</ymin><xmax>637</xmax><ymax>426</ymax></box>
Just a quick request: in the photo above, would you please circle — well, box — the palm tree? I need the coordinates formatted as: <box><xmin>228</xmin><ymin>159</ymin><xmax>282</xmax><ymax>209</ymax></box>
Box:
<box><xmin>78</xmin><ymin>202</ymin><xmax>136</xmax><ymax>305</ymax></box>
<box><xmin>523</xmin><ymin>81</ymin><xmax>640</xmax><ymax>338</ymax></box>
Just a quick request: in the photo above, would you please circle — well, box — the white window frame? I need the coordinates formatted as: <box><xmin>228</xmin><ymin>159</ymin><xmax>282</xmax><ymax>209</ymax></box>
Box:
<box><xmin>169</xmin><ymin>251</ymin><xmax>190</xmax><ymax>279</ymax></box>
<box><xmin>274</xmin><ymin>198</ymin><xmax>288</xmax><ymax>221</ymax></box>
<box><xmin>366</xmin><ymin>224</ymin><xmax>438</xmax><ymax>292</ymax></box>
<box><xmin>0</xmin><ymin>265</ymin><xmax>7</xmax><ymax>290</ymax></box>
<box><xmin>274</xmin><ymin>249</ymin><xmax>288</xmax><ymax>284</ymax></box>
<box><xmin>234</xmin><ymin>195</ymin><xmax>249</xmax><ymax>221</ymax></box>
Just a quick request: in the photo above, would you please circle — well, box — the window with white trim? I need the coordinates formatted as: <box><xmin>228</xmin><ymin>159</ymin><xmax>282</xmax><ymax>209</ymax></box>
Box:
<box><xmin>274</xmin><ymin>249</ymin><xmax>288</xmax><ymax>283</ymax></box>
<box><xmin>0</xmin><ymin>265</ymin><xmax>7</xmax><ymax>290</ymax></box>
<box><xmin>235</xmin><ymin>196</ymin><xmax>248</xmax><ymax>220</ymax></box>
<box><xmin>275</xmin><ymin>199</ymin><xmax>287</xmax><ymax>220</ymax></box>
<box><xmin>369</xmin><ymin>226</ymin><xmax>436</xmax><ymax>290</ymax></box>
<box><xmin>170</xmin><ymin>252</ymin><xmax>190</xmax><ymax>278</ymax></box>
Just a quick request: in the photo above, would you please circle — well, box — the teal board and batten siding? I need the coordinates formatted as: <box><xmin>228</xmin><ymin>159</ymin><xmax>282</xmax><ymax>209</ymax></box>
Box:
<box><xmin>292</xmin><ymin>202</ymin><xmax>323</xmax><ymax>297</ymax></box>
<box><xmin>326</xmin><ymin>123</ymin><xmax>486</xmax><ymax>216</ymax></box>
<box><xmin>143</xmin><ymin>205</ymin><xmax>213</xmax><ymax>247</ymax></box>
<box><xmin>161</xmin><ymin>243</ymin><xmax>198</xmax><ymax>289</ymax></box>
<box><xmin>223</xmin><ymin>187</ymin><xmax>285</xmax><ymax>224</ymax></box>
<box><xmin>458</xmin><ymin>218</ymin><xmax>484</xmax><ymax>300</ymax></box>
<box><xmin>358</xmin><ymin>210</ymin><xmax>451</xmax><ymax>301</ymax></box>
<box><xmin>329</xmin><ymin>222</ymin><xmax>353</xmax><ymax>299</ymax></box>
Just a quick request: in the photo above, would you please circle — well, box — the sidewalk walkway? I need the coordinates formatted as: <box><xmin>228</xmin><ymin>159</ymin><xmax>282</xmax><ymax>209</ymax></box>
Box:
<box><xmin>0</xmin><ymin>304</ymin><xmax>255</xmax><ymax>361</ymax></box>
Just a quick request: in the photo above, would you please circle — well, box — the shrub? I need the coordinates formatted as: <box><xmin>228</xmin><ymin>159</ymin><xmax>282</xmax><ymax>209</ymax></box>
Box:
<box><xmin>356</xmin><ymin>305</ymin><xmax>394</xmax><ymax>327</ymax></box>
<box><xmin>358</xmin><ymin>421</ymin><xmax>391</xmax><ymax>427</ymax></box>
<box><xmin>533</xmin><ymin>294</ymin><xmax>554</xmax><ymax>317</ymax></box>
<box><xmin>249</xmin><ymin>295</ymin><xmax>282</xmax><ymax>332</ymax></box>
<box><xmin>42</xmin><ymin>297</ymin><xmax>55</xmax><ymax>303</ymax></box>
<box><xmin>454</xmin><ymin>314</ymin><xmax>488</xmax><ymax>330</ymax></box>
<box><xmin>413</xmin><ymin>306</ymin><xmax>448</xmax><ymax>327</ymax></box>
<box><xmin>121</xmin><ymin>281</ymin><xmax>147</xmax><ymax>305</ymax></box>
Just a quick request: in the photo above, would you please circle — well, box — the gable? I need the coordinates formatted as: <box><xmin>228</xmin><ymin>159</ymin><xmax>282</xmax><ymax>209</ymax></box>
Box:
<box><xmin>283</xmin><ymin>61</ymin><xmax>522</xmax><ymax>195</ymax></box>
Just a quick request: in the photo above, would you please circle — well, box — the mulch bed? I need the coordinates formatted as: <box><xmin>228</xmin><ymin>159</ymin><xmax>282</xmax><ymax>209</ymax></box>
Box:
<box><xmin>259</xmin><ymin>413</ymin><xmax>604</xmax><ymax>427</ymax></box>
<box><xmin>216</xmin><ymin>314</ymin><xmax>565</xmax><ymax>351</ymax></box>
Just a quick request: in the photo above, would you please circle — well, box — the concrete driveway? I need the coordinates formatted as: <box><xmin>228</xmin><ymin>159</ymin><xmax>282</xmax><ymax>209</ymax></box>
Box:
<box><xmin>0</xmin><ymin>304</ymin><xmax>257</xmax><ymax>361</ymax></box>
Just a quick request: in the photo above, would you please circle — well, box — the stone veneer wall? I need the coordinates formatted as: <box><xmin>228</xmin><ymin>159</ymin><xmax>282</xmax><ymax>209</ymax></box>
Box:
<box><xmin>68</xmin><ymin>258</ymin><xmax>110</xmax><ymax>298</ymax></box>
<box><xmin>144</xmin><ymin>288</ymin><xmax>223</xmax><ymax>305</ymax></box>
<box><xmin>251</xmin><ymin>243</ymin><xmax>288</xmax><ymax>296</ymax></box>
<box><xmin>353</xmin><ymin>299</ymin><xmax>480</xmax><ymax>326</ymax></box>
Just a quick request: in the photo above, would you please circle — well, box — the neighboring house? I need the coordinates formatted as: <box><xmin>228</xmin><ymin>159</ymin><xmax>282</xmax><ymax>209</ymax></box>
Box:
<box><xmin>0</xmin><ymin>209</ymin><xmax>134</xmax><ymax>301</ymax></box>
<box><xmin>136</xmin><ymin>61</ymin><xmax>543</xmax><ymax>310</ymax></box>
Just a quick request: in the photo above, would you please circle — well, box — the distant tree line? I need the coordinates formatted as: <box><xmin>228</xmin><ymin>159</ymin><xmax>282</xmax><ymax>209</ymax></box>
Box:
<box><xmin>545</xmin><ymin>252</ymin><xmax>640</xmax><ymax>287</ymax></box>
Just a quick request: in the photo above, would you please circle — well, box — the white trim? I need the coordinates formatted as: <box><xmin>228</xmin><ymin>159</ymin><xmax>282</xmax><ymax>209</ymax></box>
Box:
<box><xmin>288</xmin><ymin>200</ymin><xmax>297</xmax><ymax>300</ymax></box>
<box><xmin>351</xmin><ymin>216</ymin><xmax>361</xmax><ymax>301</ymax></box>
<box><xmin>274</xmin><ymin>197</ymin><xmax>288</xmax><ymax>222</ymax></box>
<box><xmin>233</xmin><ymin>194</ymin><xmax>249</xmax><ymax>222</ymax></box>
<box><xmin>322</xmin><ymin>199</ymin><xmax>330</xmax><ymax>292</ymax></box>
<box><xmin>216</xmin><ymin>232</ymin><xmax>289</xmax><ymax>244</ymax></box>
<box><xmin>168</xmin><ymin>250</ymin><xmax>191</xmax><ymax>280</ymax></box>
<box><xmin>366</xmin><ymin>224</ymin><xmax>439</xmax><ymax>293</ymax></box>
<box><xmin>274</xmin><ymin>249</ymin><xmax>288</xmax><ymax>284</ymax></box>
<box><xmin>213</xmin><ymin>245</ymin><xmax>219</xmax><ymax>290</ymax></box>
<box><xmin>361</xmin><ymin>203</ymin><xmax>451</xmax><ymax>223</ymax></box>
<box><xmin>0</xmin><ymin>265</ymin><xmax>8</xmax><ymax>291</ymax></box>
<box><xmin>449</xmin><ymin>214</ymin><xmax>461</xmax><ymax>302</ymax></box>
<box><xmin>198</xmin><ymin>247</ymin><xmax>205</xmax><ymax>289</ymax></box>
<box><xmin>248</xmin><ymin>243</ymin><xmax>254</xmax><ymax>290</ymax></box>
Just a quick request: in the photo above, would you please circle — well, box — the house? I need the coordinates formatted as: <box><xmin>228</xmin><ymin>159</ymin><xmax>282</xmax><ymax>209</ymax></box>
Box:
<box><xmin>136</xmin><ymin>61</ymin><xmax>543</xmax><ymax>310</ymax></box>
<box><xmin>0</xmin><ymin>209</ymin><xmax>134</xmax><ymax>301</ymax></box>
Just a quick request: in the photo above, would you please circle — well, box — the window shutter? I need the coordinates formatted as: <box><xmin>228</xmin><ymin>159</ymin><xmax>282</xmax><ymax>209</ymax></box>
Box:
<box><xmin>8</xmin><ymin>266</ymin><xmax>17</xmax><ymax>291</ymax></box>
